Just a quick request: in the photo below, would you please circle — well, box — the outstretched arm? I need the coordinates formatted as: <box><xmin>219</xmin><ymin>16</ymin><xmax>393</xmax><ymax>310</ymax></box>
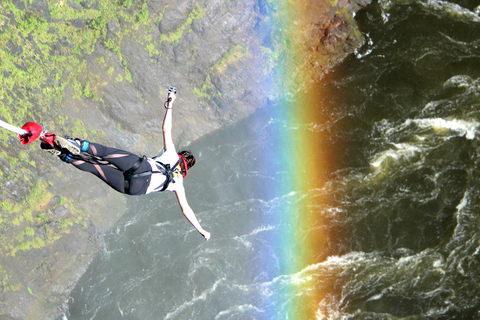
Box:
<box><xmin>162</xmin><ymin>91</ymin><xmax>176</xmax><ymax>152</ymax></box>
<box><xmin>175</xmin><ymin>187</ymin><xmax>211</xmax><ymax>241</ymax></box>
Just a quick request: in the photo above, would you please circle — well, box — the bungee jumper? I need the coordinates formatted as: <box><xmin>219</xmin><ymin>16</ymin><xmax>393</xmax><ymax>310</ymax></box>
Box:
<box><xmin>0</xmin><ymin>87</ymin><xmax>211</xmax><ymax>241</ymax></box>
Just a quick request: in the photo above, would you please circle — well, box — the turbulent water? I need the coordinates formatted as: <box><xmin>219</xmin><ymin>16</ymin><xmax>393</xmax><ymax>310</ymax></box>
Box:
<box><xmin>65</xmin><ymin>1</ymin><xmax>480</xmax><ymax>319</ymax></box>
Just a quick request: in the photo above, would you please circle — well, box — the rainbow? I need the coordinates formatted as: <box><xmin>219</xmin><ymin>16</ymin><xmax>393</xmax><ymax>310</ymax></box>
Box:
<box><xmin>256</xmin><ymin>1</ymin><xmax>344</xmax><ymax>319</ymax></box>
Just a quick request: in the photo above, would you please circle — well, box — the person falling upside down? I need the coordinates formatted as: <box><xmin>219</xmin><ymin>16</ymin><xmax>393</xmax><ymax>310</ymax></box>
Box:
<box><xmin>41</xmin><ymin>87</ymin><xmax>211</xmax><ymax>241</ymax></box>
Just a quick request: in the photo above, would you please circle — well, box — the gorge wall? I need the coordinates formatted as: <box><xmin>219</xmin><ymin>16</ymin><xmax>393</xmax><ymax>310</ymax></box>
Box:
<box><xmin>0</xmin><ymin>0</ymin><xmax>370</xmax><ymax>318</ymax></box>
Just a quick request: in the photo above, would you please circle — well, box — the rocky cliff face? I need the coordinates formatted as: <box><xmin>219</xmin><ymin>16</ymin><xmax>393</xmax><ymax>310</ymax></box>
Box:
<box><xmin>0</xmin><ymin>0</ymin><xmax>370</xmax><ymax>318</ymax></box>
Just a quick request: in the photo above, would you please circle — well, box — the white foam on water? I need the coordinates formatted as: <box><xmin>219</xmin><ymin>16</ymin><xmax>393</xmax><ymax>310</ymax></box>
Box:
<box><xmin>233</xmin><ymin>225</ymin><xmax>276</xmax><ymax>248</ymax></box>
<box><xmin>153</xmin><ymin>221</ymin><xmax>172</xmax><ymax>228</ymax></box>
<box><xmin>381</xmin><ymin>0</ymin><xmax>480</xmax><ymax>23</ymax></box>
<box><xmin>446</xmin><ymin>189</ymin><xmax>472</xmax><ymax>253</ymax></box>
<box><xmin>164</xmin><ymin>278</ymin><xmax>224</xmax><ymax>320</ymax></box>
<box><xmin>214</xmin><ymin>304</ymin><xmax>263</xmax><ymax>320</ymax></box>
<box><xmin>443</xmin><ymin>75</ymin><xmax>473</xmax><ymax>89</ymax></box>
<box><xmin>371</xmin><ymin>117</ymin><xmax>479</xmax><ymax>171</ymax></box>
<box><xmin>288</xmin><ymin>252</ymin><xmax>384</xmax><ymax>287</ymax></box>
<box><xmin>456</xmin><ymin>191</ymin><xmax>469</xmax><ymax>212</ymax></box>
<box><xmin>419</xmin><ymin>0</ymin><xmax>480</xmax><ymax>23</ymax></box>
<box><xmin>232</xmin><ymin>252</ymin><xmax>376</xmax><ymax>300</ymax></box>
<box><xmin>367</xmin><ymin>293</ymin><xmax>384</xmax><ymax>301</ymax></box>
<box><xmin>370</xmin><ymin>142</ymin><xmax>423</xmax><ymax>169</ymax></box>
<box><xmin>355</xmin><ymin>33</ymin><xmax>374</xmax><ymax>59</ymax></box>
<box><xmin>420</xmin><ymin>100</ymin><xmax>448</xmax><ymax>115</ymax></box>
<box><xmin>117</xmin><ymin>302</ymin><xmax>124</xmax><ymax>317</ymax></box>
<box><xmin>426</xmin><ymin>306</ymin><xmax>454</xmax><ymax>317</ymax></box>
<box><xmin>387</xmin><ymin>117</ymin><xmax>480</xmax><ymax>140</ymax></box>
<box><xmin>413</xmin><ymin>118</ymin><xmax>479</xmax><ymax>140</ymax></box>
<box><xmin>115</xmin><ymin>215</ymin><xmax>140</xmax><ymax>235</ymax></box>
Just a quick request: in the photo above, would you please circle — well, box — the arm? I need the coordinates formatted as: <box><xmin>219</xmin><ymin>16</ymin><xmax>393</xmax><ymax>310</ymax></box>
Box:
<box><xmin>175</xmin><ymin>187</ymin><xmax>211</xmax><ymax>241</ymax></box>
<box><xmin>162</xmin><ymin>91</ymin><xmax>176</xmax><ymax>152</ymax></box>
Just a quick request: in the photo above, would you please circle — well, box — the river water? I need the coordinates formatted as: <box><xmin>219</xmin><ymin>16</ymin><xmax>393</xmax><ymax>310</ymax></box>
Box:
<box><xmin>65</xmin><ymin>1</ymin><xmax>480</xmax><ymax>319</ymax></box>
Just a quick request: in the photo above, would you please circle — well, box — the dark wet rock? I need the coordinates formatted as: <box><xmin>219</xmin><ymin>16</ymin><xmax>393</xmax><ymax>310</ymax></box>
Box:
<box><xmin>107</xmin><ymin>19</ymin><xmax>119</xmax><ymax>34</ymax></box>
<box><xmin>53</xmin><ymin>205</ymin><xmax>69</xmax><ymax>219</ymax></box>
<box><xmin>158</xmin><ymin>3</ymin><xmax>191</xmax><ymax>33</ymax></box>
<box><xmin>71</xmin><ymin>19</ymin><xmax>86</xmax><ymax>29</ymax></box>
<box><xmin>48</xmin><ymin>196</ymin><xmax>62</xmax><ymax>207</ymax></box>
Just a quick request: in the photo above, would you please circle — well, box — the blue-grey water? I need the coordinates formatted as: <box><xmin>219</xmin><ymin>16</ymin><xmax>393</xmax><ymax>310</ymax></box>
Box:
<box><xmin>65</xmin><ymin>1</ymin><xmax>480</xmax><ymax>319</ymax></box>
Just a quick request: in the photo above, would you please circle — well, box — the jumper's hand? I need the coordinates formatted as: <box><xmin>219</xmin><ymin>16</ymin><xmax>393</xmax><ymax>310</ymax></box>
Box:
<box><xmin>167</xmin><ymin>91</ymin><xmax>176</xmax><ymax>103</ymax></box>
<box><xmin>202</xmin><ymin>230</ymin><xmax>211</xmax><ymax>241</ymax></box>
<box><xmin>164</xmin><ymin>91</ymin><xmax>176</xmax><ymax>109</ymax></box>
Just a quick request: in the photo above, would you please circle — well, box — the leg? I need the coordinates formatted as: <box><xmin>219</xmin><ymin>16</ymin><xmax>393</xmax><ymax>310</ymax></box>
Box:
<box><xmin>70</xmin><ymin>159</ymin><xmax>151</xmax><ymax>195</ymax></box>
<box><xmin>41</xmin><ymin>137</ymin><xmax>150</xmax><ymax>194</ymax></box>
<box><xmin>83</xmin><ymin>142</ymin><xmax>140</xmax><ymax>172</ymax></box>
<box><xmin>71</xmin><ymin>160</ymin><xmax>127</xmax><ymax>194</ymax></box>
<box><xmin>41</xmin><ymin>135</ymin><xmax>140</xmax><ymax>171</ymax></box>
